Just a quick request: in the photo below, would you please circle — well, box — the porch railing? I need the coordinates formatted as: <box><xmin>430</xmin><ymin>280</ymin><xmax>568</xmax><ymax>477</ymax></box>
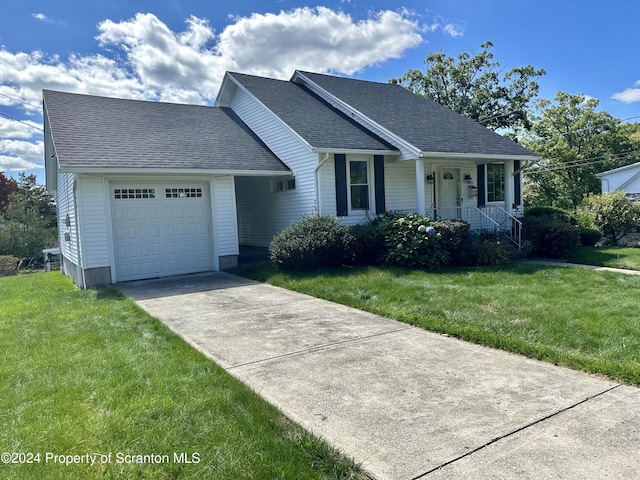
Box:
<box><xmin>425</xmin><ymin>206</ymin><xmax>523</xmax><ymax>249</ymax></box>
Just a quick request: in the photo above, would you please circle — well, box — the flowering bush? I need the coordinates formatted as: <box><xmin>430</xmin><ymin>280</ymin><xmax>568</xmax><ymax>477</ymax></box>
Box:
<box><xmin>378</xmin><ymin>213</ymin><xmax>450</xmax><ymax>268</ymax></box>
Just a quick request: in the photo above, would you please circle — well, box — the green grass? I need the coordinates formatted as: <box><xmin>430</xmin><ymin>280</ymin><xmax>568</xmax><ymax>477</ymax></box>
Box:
<box><xmin>0</xmin><ymin>273</ymin><xmax>363</xmax><ymax>480</ymax></box>
<box><xmin>240</xmin><ymin>263</ymin><xmax>640</xmax><ymax>385</ymax></box>
<box><xmin>567</xmin><ymin>245</ymin><xmax>640</xmax><ymax>270</ymax></box>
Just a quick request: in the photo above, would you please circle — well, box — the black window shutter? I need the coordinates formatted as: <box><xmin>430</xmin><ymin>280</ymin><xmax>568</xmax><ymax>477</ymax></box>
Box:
<box><xmin>513</xmin><ymin>160</ymin><xmax>522</xmax><ymax>207</ymax></box>
<box><xmin>374</xmin><ymin>155</ymin><xmax>386</xmax><ymax>215</ymax></box>
<box><xmin>334</xmin><ymin>154</ymin><xmax>348</xmax><ymax>216</ymax></box>
<box><xmin>477</xmin><ymin>164</ymin><xmax>486</xmax><ymax>207</ymax></box>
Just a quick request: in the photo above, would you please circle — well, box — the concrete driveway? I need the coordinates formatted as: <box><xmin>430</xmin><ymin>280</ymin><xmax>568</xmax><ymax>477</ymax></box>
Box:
<box><xmin>117</xmin><ymin>272</ymin><xmax>640</xmax><ymax>480</ymax></box>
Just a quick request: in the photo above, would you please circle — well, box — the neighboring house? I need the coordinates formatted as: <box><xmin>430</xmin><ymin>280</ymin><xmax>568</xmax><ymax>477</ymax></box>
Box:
<box><xmin>44</xmin><ymin>70</ymin><xmax>538</xmax><ymax>288</ymax></box>
<box><xmin>597</xmin><ymin>162</ymin><xmax>640</xmax><ymax>202</ymax></box>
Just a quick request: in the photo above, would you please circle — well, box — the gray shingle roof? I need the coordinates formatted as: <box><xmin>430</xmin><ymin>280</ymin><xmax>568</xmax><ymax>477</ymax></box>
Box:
<box><xmin>297</xmin><ymin>71</ymin><xmax>537</xmax><ymax>158</ymax></box>
<box><xmin>228</xmin><ymin>72</ymin><xmax>397</xmax><ymax>152</ymax></box>
<box><xmin>43</xmin><ymin>90</ymin><xmax>289</xmax><ymax>172</ymax></box>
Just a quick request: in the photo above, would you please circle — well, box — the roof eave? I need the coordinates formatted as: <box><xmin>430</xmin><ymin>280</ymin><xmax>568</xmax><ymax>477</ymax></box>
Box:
<box><xmin>312</xmin><ymin>147</ymin><xmax>400</xmax><ymax>156</ymax></box>
<box><xmin>59</xmin><ymin>167</ymin><xmax>292</xmax><ymax>176</ymax></box>
<box><xmin>418</xmin><ymin>151</ymin><xmax>540</xmax><ymax>162</ymax></box>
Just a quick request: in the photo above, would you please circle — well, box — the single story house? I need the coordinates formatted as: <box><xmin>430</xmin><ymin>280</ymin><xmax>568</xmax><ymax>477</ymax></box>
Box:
<box><xmin>44</xmin><ymin>69</ymin><xmax>538</xmax><ymax>288</ymax></box>
<box><xmin>597</xmin><ymin>161</ymin><xmax>640</xmax><ymax>202</ymax></box>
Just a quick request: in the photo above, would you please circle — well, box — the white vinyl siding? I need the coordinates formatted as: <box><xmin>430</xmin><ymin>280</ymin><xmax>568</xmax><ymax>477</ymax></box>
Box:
<box><xmin>57</xmin><ymin>171</ymin><xmax>79</xmax><ymax>264</ymax></box>
<box><xmin>212</xmin><ymin>176</ymin><xmax>238</xmax><ymax>256</ymax></box>
<box><xmin>385</xmin><ymin>160</ymin><xmax>418</xmax><ymax>212</ymax></box>
<box><xmin>230</xmin><ymin>87</ymin><xmax>318</xmax><ymax>242</ymax></box>
<box><xmin>76</xmin><ymin>175</ymin><xmax>110</xmax><ymax>268</ymax></box>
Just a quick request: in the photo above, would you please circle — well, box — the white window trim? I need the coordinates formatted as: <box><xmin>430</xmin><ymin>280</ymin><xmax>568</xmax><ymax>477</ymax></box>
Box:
<box><xmin>347</xmin><ymin>157</ymin><xmax>374</xmax><ymax>215</ymax></box>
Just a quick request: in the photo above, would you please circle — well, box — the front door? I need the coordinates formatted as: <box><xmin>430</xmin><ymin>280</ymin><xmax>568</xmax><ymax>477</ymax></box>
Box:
<box><xmin>438</xmin><ymin>167</ymin><xmax>461</xmax><ymax>219</ymax></box>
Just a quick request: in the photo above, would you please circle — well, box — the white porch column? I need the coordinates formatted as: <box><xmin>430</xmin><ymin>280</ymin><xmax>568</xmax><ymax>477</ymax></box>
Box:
<box><xmin>504</xmin><ymin>160</ymin><xmax>514</xmax><ymax>214</ymax></box>
<box><xmin>416</xmin><ymin>159</ymin><xmax>426</xmax><ymax>215</ymax></box>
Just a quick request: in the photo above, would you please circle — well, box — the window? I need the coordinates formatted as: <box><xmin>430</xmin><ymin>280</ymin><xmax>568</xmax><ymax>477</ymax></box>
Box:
<box><xmin>165</xmin><ymin>188</ymin><xmax>202</xmax><ymax>198</ymax></box>
<box><xmin>272</xmin><ymin>177</ymin><xmax>296</xmax><ymax>193</ymax></box>
<box><xmin>114</xmin><ymin>188</ymin><xmax>155</xmax><ymax>199</ymax></box>
<box><xmin>349</xmin><ymin>160</ymin><xmax>369</xmax><ymax>210</ymax></box>
<box><xmin>486</xmin><ymin>163</ymin><xmax>505</xmax><ymax>202</ymax></box>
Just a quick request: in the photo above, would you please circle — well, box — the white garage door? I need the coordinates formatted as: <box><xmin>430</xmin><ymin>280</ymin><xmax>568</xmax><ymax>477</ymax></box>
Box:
<box><xmin>111</xmin><ymin>184</ymin><xmax>211</xmax><ymax>282</ymax></box>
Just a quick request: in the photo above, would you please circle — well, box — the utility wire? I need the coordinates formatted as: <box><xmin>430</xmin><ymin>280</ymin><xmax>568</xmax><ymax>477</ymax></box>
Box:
<box><xmin>0</xmin><ymin>91</ymin><xmax>41</xmax><ymax>110</ymax></box>
<box><xmin>0</xmin><ymin>111</ymin><xmax>46</xmax><ymax>134</ymax></box>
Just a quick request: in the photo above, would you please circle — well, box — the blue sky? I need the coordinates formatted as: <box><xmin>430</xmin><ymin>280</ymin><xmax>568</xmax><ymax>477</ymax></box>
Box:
<box><xmin>1</xmin><ymin>0</ymin><xmax>639</xmax><ymax>183</ymax></box>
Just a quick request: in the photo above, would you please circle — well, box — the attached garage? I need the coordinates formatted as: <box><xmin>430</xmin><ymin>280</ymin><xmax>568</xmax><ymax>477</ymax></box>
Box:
<box><xmin>111</xmin><ymin>183</ymin><xmax>211</xmax><ymax>282</ymax></box>
<box><xmin>43</xmin><ymin>89</ymin><xmax>290</xmax><ymax>288</ymax></box>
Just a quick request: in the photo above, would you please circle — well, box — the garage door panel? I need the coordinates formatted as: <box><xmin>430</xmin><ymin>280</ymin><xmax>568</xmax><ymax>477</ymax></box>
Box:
<box><xmin>111</xmin><ymin>183</ymin><xmax>211</xmax><ymax>282</ymax></box>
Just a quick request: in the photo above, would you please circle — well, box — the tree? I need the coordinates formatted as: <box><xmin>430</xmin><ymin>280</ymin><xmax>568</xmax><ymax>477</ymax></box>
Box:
<box><xmin>390</xmin><ymin>41</ymin><xmax>546</xmax><ymax>132</ymax></box>
<box><xmin>580</xmin><ymin>192</ymin><xmax>639</xmax><ymax>245</ymax></box>
<box><xmin>0</xmin><ymin>172</ymin><xmax>17</xmax><ymax>215</ymax></box>
<box><xmin>522</xmin><ymin>92</ymin><xmax>640</xmax><ymax>210</ymax></box>
<box><xmin>0</xmin><ymin>173</ymin><xmax>57</xmax><ymax>258</ymax></box>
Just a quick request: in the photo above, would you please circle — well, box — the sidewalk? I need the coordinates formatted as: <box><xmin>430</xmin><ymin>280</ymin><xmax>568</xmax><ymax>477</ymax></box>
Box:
<box><xmin>118</xmin><ymin>272</ymin><xmax>640</xmax><ymax>479</ymax></box>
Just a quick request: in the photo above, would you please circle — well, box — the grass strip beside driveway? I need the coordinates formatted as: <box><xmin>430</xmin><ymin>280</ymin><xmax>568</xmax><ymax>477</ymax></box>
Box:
<box><xmin>240</xmin><ymin>263</ymin><xmax>640</xmax><ymax>385</ymax></box>
<box><xmin>0</xmin><ymin>273</ymin><xmax>362</xmax><ymax>480</ymax></box>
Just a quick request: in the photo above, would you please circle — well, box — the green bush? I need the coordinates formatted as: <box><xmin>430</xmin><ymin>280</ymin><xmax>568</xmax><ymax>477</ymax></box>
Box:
<box><xmin>432</xmin><ymin>220</ymin><xmax>470</xmax><ymax>261</ymax></box>
<box><xmin>470</xmin><ymin>239</ymin><xmax>511</xmax><ymax>266</ymax></box>
<box><xmin>525</xmin><ymin>206</ymin><xmax>578</xmax><ymax>224</ymax></box>
<box><xmin>346</xmin><ymin>221</ymin><xmax>385</xmax><ymax>266</ymax></box>
<box><xmin>522</xmin><ymin>213</ymin><xmax>580</xmax><ymax>259</ymax></box>
<box><xmin>0</xmin><ymin>255</ymin><xmax>19</xmax><ymax>276</ymax></box>
<box><xmin>269</xmin><ymin>215</ymin><xmax>353</xmax><ymax>271</ymax></box>
<box><xmin>378</xmin><ymin>213</ymin><xmax>450</xmax><ymax>268</ymax></box>
<box><xmin>580</xmin><ymin>192</ymin><xmax>638</xmax><ymax>245</ymax></box>
<box><xmin>579</xmin><ymin>226</ymin><xmax>602</xmax><ymax>247</ymax></box>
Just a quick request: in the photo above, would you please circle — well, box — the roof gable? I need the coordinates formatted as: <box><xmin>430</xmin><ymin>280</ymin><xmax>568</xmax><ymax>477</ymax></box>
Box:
<box><xmin>227</xmin><ymin>72</ymin><xmax>398</xmax><ymax>153</ymax></box>
<box><xmin>295</xmin><ymin>71</ymin><xmax>537</xmax><ymax>159</ymax></box>
<box><xmin>43</xmin><ymin>90</ymin><xmax>289</xmax><ymax>173</ymax></box>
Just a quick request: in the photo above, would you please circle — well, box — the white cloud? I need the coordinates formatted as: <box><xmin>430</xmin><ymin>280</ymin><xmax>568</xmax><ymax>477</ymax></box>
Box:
<box><xmin>1</xmin><ymin>7</ymin><xmax>428</xmax><ymax>179</ymax></box>
<box><xmin>0</xmin><ymin>117</ymin><xmax>41</xmax><ymax>139</ymax></box>
<box><xmin>0</xmin><ymin>140</ymin><xmax>43</xmax><ymax>171</ymax></box>
<box><xmin>612</xmin><ymin>80</ymin><xmax>640</xmax><ymax>103</ymax></box>
<box><xmin>443</xmin><ymin>23</ymin><xmax>464</xmax><ymax>37</ymax></box>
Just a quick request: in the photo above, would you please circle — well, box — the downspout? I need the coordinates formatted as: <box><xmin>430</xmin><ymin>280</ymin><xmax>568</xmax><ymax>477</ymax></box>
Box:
<box><xmin>315</xmin><ymin>153</ymin><xmax>330</xmax><ymax>215</ymax></box>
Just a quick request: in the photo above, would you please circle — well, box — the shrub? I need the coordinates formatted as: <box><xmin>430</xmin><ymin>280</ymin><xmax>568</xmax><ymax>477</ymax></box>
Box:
<box><xmin>432</xmin><ymin>220</ymin><xmax>470</xmax><ymax>261</ymax></box>
<box><xmin>580</xmin><ymin>192</ymin><xmax>638</xmax><ymax>245</ymax></box>
<box><xmin>378</xmin><ymin>213</ymin><xmax>450</xmax><ymax>268</ymax></box>
<box><xmin>346</xmin><ymin>221</ymin><xmax>385</xmax><ymax>266</ymax></box>
<box><xmin>579</xmin><ymin>226</ymin><xmax>602</xmax><ymax>247</ymax></box>
<box><xmin>269</xmin><ymin>214</ymin><xmax>353</xmax><ymax>271</ymax></box>
<box><xmin>522</xmin><ymin>213</ymin><xmax>580</xmax><ymax>259</ymax></box>
<box><xmin>525</xmin><ymin>206</ymin><xmax>578</xmax><ymax>224</ymax></box>
<box><xmin>0</xmin><ymin>255</ymin><xmax>19</xmax><ymax>276</ymax></box>
<box><xmin>470</xmin><ymin>239</ymin><xmax>511</xmax><ymax>266</ymax></box>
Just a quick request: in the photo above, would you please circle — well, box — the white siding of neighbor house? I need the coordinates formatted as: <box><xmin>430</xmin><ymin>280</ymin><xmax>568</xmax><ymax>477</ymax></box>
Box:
<box><xmin>212</xmin><ymin>175</ymin><xmax>239</xmax><ymax>256</ymax></box>
<box><xmin>57</xmin><ymin>171</ymin><xmax>79</xmax><ymax>265</ymax></box>
<box><xmin>76</xmin><ymin>175</ymin><xmax>111</xmax><ymax>268</ymax></box>
<box><xmin>601</xmin><ymin>166</ymin><xmax>640</xmax><ymax>193</ymax></box>
<box><xmin>230</xmin><ymin>87</ymin><xmax>318</xmax><ymax>244</ymax></box>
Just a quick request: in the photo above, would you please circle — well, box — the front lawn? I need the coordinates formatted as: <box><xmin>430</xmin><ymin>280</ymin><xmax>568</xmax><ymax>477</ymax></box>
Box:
<box><xmin>240</xmin><ymin>263</ymin><xmax>640</xmax><ymax>385</ymax></box>
<box><xmin>566</xmin><ymin>246</ymin><xmax>640</xmax><ymax>270</ymax></box>
<box><xmin>0</xmin><ymin>273</ymin><xmax>362</xmax><ymax>480</ymax></box>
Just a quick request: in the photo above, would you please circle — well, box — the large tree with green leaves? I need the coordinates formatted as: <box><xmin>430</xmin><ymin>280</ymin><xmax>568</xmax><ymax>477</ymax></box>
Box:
<box><xmin>391</xmin><ymin>41</ymin><xmax>546</xmax><ymax>132</ymax></box>
<box><xmin>522</xmin><ymin>92</ymin><xmax>640</xmax><ymax>210</ymax></box>
<box><xmin>0</xmin><ymin>173</ymin><xmax>57</xmax><ymax>258</ymax></box>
